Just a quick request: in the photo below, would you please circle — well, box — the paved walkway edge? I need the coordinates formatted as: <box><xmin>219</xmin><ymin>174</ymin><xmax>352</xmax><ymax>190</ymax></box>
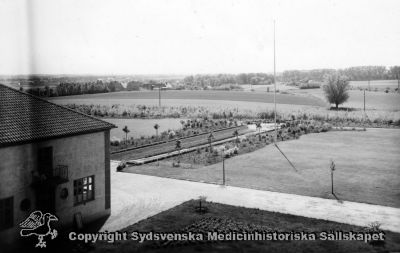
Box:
<box><xmin>108</xmin><ymin>161</ymin><xmax>400</xmax><ymax>233</ymax></box>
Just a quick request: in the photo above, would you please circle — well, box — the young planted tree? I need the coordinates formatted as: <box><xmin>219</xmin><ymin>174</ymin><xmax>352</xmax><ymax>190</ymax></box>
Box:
<box><xmin>256</xmin><ymin>122</ymin><xmax>262</xmax><ymax>134</ymax></box>
<box><xmin>323</xmin><ymin>74</ymin><xmax>350</xmax><ymax>109</ymax></box>
<box><xmin>207</xmin><ymin>132</ymin><xmax>214</xmax><ymax>153</ymax></box>
<box><xmin>153</xmin><ymin>123</ymin><xmax>160</xmax><ymax>140</ymax></box>
<box><xmin>232</xmin><ymin>129</ymin><xmax>239</xmax><ymax>143</ymax></box>
<box><xmin>180</xmin><ymin>120</ymin><xmax>186</xmax><ymax>129</ymax></box>
<box><xmin>175</xmin><ymin>139</ymin><xmax>182</xmax><ymax>162</ymax></box>
<box><xmin>196</xmin><ymin>196</ymin><xmax>208</xmax><ymax>214</ymax></box>
<box><xmin>122</xmin><ymin>126</ymin><xmax>130</xmax><ymax>148</ymax></box>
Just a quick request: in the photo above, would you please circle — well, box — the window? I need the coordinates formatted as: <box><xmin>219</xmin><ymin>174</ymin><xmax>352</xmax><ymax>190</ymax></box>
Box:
<box><xmin>38</xmin><ymin>146</ymin><xmax>53</xmax><ymax>176</ymax></box>
<box><xmin>74</xmin><ymin>176</ymin><xmax>95</xmax><ymax>206</ymax></box>
<box><xmin>0</xmin><ymin>196</ymin><xmax>13</xmax><ymax>230</ymax></box>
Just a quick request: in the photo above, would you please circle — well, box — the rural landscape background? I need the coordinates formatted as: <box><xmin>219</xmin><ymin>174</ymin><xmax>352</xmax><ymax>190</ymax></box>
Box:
<box><xmin>1</xmin><ymin>0</ymin><xmax>400</xmax><ymax>252</ymax></box>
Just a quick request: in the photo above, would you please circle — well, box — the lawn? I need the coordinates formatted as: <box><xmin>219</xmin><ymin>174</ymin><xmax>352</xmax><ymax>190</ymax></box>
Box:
<box><xmin>91</xmin><ymin>200</ymin><xmax>400</xmax><ymax>253</ymax></box>
<box><xmin>124</xmin><ymin>128</ymin><xmax>400</xmax><ymax>207</ymax></box>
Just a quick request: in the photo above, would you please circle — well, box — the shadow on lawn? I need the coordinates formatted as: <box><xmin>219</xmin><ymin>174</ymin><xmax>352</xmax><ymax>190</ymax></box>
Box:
<box><xmin>332</xmin><ymin>193</ymin><xmax>344</xmax><ymax>204</ymax></box>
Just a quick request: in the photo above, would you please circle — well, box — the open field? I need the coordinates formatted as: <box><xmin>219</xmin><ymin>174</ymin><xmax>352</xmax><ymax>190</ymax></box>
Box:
<box><xmin>52</xmin><ymin>98</ymin><xmax>321</xmax><ymax>114</ymax></box>
<box><xmin>55</xmin><ymin>98</ymin><xmax>400</xmax><ymax>126</ymax></box>
<box><xmin>93</xmin><ymin>200</ymin><xmax>400</xmax><ymax>253</ymax></box>
<box><xmin>124</xmin><ymin>128</ymin><xmax>400</xmax><ymax>207</ymax></box>
<box><xmin>240</xmin><ymin>83</ymin><xmax>298</xmax><ymax>92</ymax></box>
<box><xmin>349</xmin><ymin>80</ymin><xmax>399</xmax><ymax>91</ymax></box>
<box><xmin>291</xmin><ymin>88</ymin><xmax>400</xmax><ymax>111</ymax></box>
<box><xmin>49</xmin><ymin>88</ymin><xmax>399</xmax><ymax>121</ymax></box>
<box><xmin>49</xmin><ymin>90</ymin><xmax>327</xmax><ymax>107</ymax></box>
<box><xmin>103</xmin><ymin>118</ymin><xmax>186</xmax><ymax>139</ymax></box>
<box><xmin>342</xmin><ymin>91</ymin><xmax>400</xmax><ymax>111</ymax></box>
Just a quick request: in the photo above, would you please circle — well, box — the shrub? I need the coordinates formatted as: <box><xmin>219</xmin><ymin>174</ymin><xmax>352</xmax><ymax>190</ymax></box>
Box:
<box><xmin>299</xmin><ymin>82</ymin><xmax>321</xmax><ymax>89</ymax></box>
<box><xmin>321</xmin><ymin>123</ymin><xmax>332</xmax><ymax>132</ymax></box>
<box><xmin>116</xmin><ymin>161</ymin><xmax>126</xmax><ymax>171</ymax></box>
<box><xmin>196</xmin><ymin>196</ymin><xmax>208</xmax><ymax>214</ymax></box>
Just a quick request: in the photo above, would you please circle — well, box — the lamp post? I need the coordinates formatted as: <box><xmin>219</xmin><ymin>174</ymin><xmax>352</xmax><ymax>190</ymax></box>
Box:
<box><xmin>222</xmin><ymin>153</ymin><xmax>225</xmax><ymax>185</ymax></box>
<box><xmin>330</xmin><ymin>160</ymin><xmax>336</xmax><ymax>194</ymax></box>
<box><xmin>158</xmin><ymin>84</ymin><xmax>161</xmax><ymax>107</ymax></box>
<box><xmin>363</xmin><ymin>89</ymin><xmax>366</xmax><ymax>112</ymax></box>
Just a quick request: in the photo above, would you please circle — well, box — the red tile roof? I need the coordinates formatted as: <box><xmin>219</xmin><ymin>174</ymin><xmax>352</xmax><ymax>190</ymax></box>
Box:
<box><xmin>0</xmin><ymin>84</ymin><xmax>116</xmax><ymax>147</ymax></box>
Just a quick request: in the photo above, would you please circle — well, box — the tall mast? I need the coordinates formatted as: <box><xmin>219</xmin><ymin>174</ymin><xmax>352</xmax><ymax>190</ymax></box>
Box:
<box><xmin>273</xmin><ymin>20</ymin><xmax>277</xmax><ymax>142</ymax></box>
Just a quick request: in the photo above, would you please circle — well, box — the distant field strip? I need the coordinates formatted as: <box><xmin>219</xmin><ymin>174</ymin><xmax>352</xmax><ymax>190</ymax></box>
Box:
<box><xmin>49</xmin><ymin>90</ymin><xmax>327</xmax><ymax>107</ymax></box>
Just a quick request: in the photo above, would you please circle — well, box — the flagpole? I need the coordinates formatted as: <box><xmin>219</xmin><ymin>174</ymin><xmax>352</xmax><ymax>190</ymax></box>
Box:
<box><xmin>271</xmin><ymin>20</ymin><xmax>298</xmax><ymax>173</ymax></box>
<box><xmin>273</xmin><ymin>20</ymin><xmax>277</xmax><ymax>143</ymax></box>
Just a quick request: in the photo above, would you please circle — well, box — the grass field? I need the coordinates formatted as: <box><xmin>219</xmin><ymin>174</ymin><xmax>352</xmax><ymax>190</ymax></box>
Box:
<box><xmin>291</xmin><ymin>88</ymin><xmax>400</xmax><ymax>111</ymax></box>
<box><xmin>240</xmin><ymin>83</ymin><xmax>298</xmax><ymax>92</ymax></box>
<box><xmin>52</xmin><ymin>98</ymin><xmax>321</xmax><ymax>115</ymax></box>
<box><xmin>49</xmin><ymin>88</ymin><xmax>399</xmax><ymax>122</ymax></box>
<box><xmin>349</xmin><ymin>80</ymin><xmax>399</xmax><ymax>91</ymax></box>
<box><xmin>49</xmin><ymin>90</ymin><xmax>327</xmax><ymax>107</ymax></box>
<box><xmin>124</xmin><ymin>128</ymin><xmax>400</xmax><ymax>207</ymax></box>
<box><xmin>103</xmin><ymin>118</ymin><xmax>186</xmax><ymax>139</ymax></box>
<box><xmin>342</xmin><ymin>91</ymin><xmax>400</xmax><ymax>111</ymax></box>
<box><xmin>92</xmin><ymin>200</ymin><xmax>400</xmax><ymax>253</ymax></box>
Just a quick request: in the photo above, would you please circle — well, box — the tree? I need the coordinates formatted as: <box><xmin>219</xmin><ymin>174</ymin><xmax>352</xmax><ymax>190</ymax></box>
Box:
<box><xmin>153</xmin><ymin>123</ymin><xmax>160</xmax><ymax>140</ymax></box>
<box><xmin>180</xmin><ymin>120</ymin><xmax>186</xmax><ymax>130</ymax></box>
<box><xmin>232</xmin><ymin>130</ymin><xmax>239</xmax><ymax>143</ymax></box>
<box><xmin>175</xmin><ymin>139</ymin><xmax>182</xmax><ymax>162</ymax></box>
<box><xmin>256</xmin><ymin>122</ymin><xmax>262</xmax><ymax>134</ymax></box>
<box><xmin>122</xmin><ymin>126</ymin><xmax>130</xmax><ymax>148</ymax></box>
<box><xmin>323</xmin><ymin>75</ymin><xmax>350</xmax><ymax>109</ymax></box>
<box><xmin>207</xmin><ymin>132</ymin><xmax>214</xmax><ymax>152</ymax></box>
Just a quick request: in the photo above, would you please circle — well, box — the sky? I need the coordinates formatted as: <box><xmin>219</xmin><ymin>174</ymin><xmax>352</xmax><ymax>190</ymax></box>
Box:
<box><xmin>0</xmin><ymin>0</ymin><xmax>399</xmax><ymax>75</ymax></box>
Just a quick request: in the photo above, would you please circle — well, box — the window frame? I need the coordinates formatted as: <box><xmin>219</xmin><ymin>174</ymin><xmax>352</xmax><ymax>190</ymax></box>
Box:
<box><xmin>73</xmin><ymin>175</ymin><xmax>95</xmax><ymax>206</ymax></box>
<box><xmin>0</xmin><ymin>196</ymin><xmax>14</xmax><ymax>231</ymax></box>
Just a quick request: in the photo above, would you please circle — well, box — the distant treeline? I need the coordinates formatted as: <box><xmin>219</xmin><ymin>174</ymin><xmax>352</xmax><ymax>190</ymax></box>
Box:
<box><xmin>282</xmin><ymin>66</ymin><xmax>400</xmax><ymax>83</ymax></box>
<box><xmin>23</xmin><ymin>80</ymin><xmax>125</xmax><ymax>97</ymax></box>
<box><xmin>17</xmin><ymin>65</ymin><xmax>400</xmax><ymax>97</ymax></box>
<box><xmin>182</xmin><ymin>73</ymin><xmax>275</xmax><ymax>89</ymax></box>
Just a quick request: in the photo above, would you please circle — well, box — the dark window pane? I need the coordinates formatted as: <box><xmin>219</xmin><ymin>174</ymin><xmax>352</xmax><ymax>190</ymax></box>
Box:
<box><xmin>0</xmin><ymin>197</ymin><xmax>13</xmax><ymax>230</ymax></box>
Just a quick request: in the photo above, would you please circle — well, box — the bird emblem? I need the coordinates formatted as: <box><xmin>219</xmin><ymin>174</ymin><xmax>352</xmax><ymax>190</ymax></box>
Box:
<box><xmin>19</xmin><ymin>210</ymin><xmax>58</xmax><ymax>248</ymax></box>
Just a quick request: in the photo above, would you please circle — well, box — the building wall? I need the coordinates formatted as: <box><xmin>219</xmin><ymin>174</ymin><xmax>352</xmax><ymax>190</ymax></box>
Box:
<box><xmin>0</xmin><ymin>131</ymin><xmax>110</xmax><ymax>245</ymax></box>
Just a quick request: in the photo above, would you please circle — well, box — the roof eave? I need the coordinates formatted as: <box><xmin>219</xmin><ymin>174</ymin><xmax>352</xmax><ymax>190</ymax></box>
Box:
<box><xmin>0</xmin><ymin>127</ymin><xmax>116</xmax><ymax>148</ymax></box>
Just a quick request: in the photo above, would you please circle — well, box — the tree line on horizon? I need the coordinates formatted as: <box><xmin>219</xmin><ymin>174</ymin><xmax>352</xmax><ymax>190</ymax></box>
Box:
<box><xmin>17</xmin><ymin>65</ymin><xmax>400</xmax><ymax>97</ymax></box>
<box><xmin>182</xmin><ymin>73</ymin><xmax>275</xmax><ymax>88</ymax></box>
<box><xmin>281</xmin><ymin>65</ymin><xmax>400</xmax><ymax>84</ymax></box>
<box><xmin>23</xmin><ymin>80</ymin><xmax>125</xmax><ymax>97</ymax></box>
